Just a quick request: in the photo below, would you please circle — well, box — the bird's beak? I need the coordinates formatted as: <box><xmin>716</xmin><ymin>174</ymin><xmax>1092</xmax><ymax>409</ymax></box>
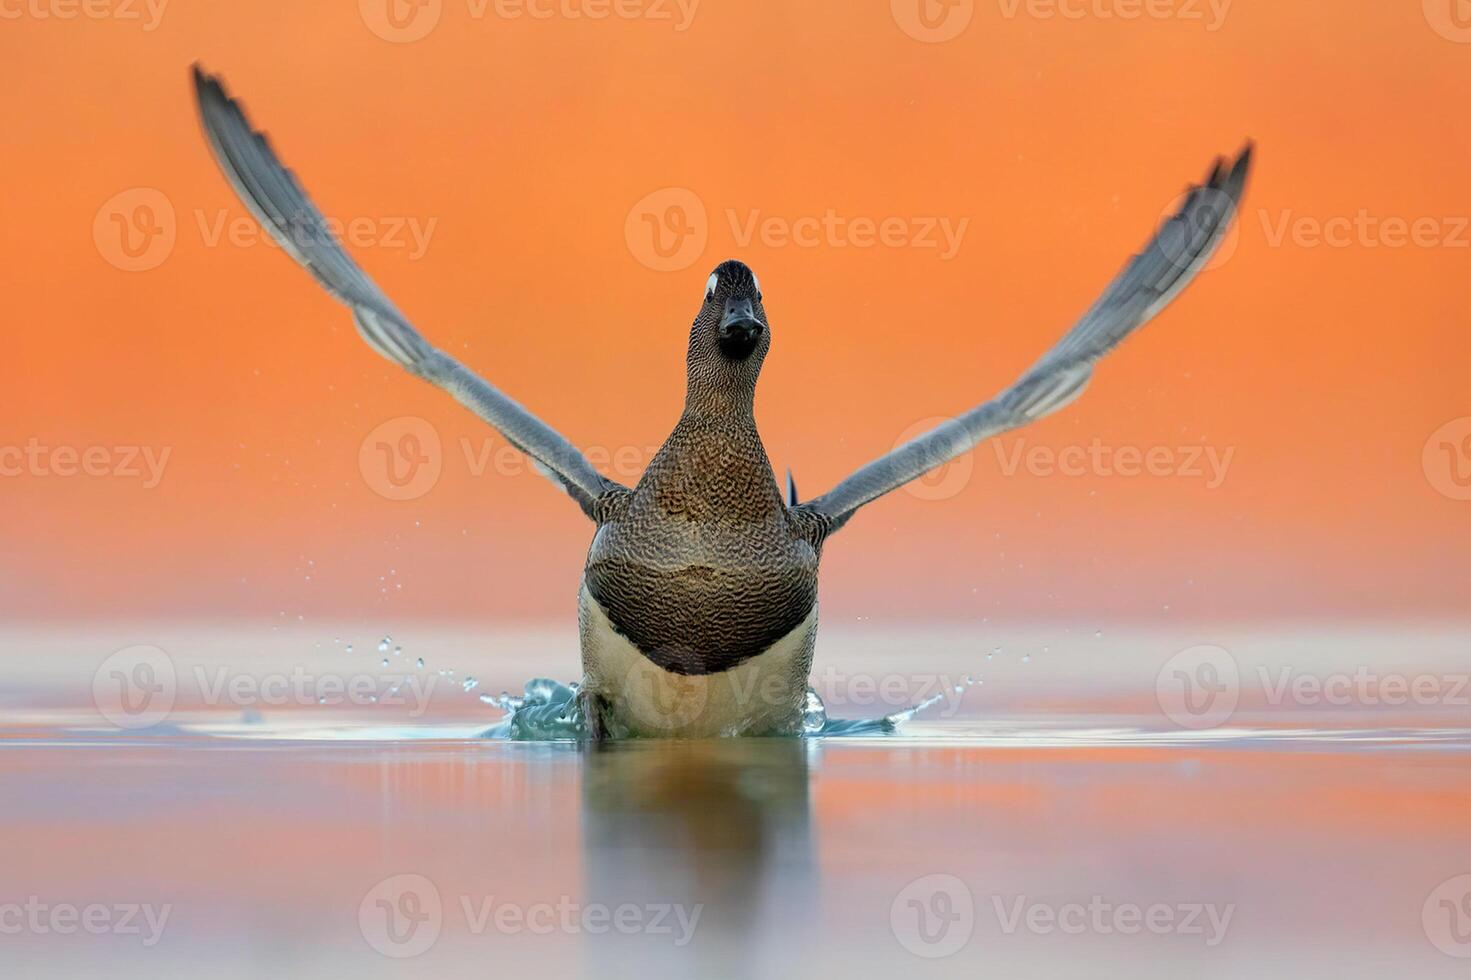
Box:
<box><xmin>718</xmin><ymin>296</ymin><xmax>763</xmax><ymax>360</ymax></box>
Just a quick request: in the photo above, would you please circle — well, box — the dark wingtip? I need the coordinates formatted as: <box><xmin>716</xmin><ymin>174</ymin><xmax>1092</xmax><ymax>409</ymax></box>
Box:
<box><xmin>190</xmin><ymin>62</ymin><xmax>225</xmax><ymax>109</ymax></box>
<box><xmin>1205</xmin><ymin>155</ymin><xmax>1227</xmax><ymax>188</ymax></box>
<box><xmin>1234</xmin><ymin>140</ymin><xmax>1254</xmax><ymax>173</ymax></box>
<box><xmin>785</xmin><ymin>468</ymin><xmax>798</xmax><ymax>507</ymax></box>
<box><xmin>1226</xmin><ymin>140</ymin><xmax>1254</xmax><ymax>199</ymax></box>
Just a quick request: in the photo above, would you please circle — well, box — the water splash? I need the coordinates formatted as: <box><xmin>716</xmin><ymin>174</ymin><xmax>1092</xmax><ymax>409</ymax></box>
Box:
<box><xmin>475</xmin><ymin>679</ymin><xmax>965</xmax><ymax>740</ymax></box>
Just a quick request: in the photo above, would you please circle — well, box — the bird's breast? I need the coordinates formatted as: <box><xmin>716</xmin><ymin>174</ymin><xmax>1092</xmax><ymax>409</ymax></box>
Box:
<box><xmin>577</xmin><ymin>583</ymin><xmax>816</xmax><ymax>737</ymax></box>
<box><xmin>582</xmin><ymin>517</ymin><xmax>818</xmax><ymax>677</ymax></box>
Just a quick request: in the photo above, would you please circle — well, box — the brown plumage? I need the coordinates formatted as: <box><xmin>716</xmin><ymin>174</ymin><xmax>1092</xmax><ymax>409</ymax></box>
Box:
<box><xmin>585</xmin><ymin>260</ymin><xmax>824</xmax><ymax>679</ymax></box>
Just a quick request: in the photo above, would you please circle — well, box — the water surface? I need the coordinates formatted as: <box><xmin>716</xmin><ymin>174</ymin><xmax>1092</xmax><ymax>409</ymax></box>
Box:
<box><xmin>2</xmin><ymin>624</ymin><xmax>1468</xmax><ymax>977</ymax></box>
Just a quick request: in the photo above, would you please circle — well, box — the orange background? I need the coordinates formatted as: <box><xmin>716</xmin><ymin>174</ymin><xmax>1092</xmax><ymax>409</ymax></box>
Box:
<box><xmin>2</xmin><ymin>0</ymin><xmax>1466</xmax><ymax>625</ymax></box>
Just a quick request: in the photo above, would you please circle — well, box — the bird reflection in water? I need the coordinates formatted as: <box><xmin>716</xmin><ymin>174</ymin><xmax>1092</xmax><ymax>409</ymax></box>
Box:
<box><xmin>580</xmin><ymin>738</ymin><xmax>819</xmax><ymax>977</ymax></box>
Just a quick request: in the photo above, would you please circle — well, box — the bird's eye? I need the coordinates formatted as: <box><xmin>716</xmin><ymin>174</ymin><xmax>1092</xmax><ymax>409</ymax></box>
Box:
<box><xmin>704</xmin><ymin>271</ymin><xmax>719</xmax><ymax>302</ymax></box>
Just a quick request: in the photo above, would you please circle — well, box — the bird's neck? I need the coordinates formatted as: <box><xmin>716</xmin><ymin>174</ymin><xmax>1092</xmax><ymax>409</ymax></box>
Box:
<box><xmin>682</xmin><ymin>370</ymin><xmax>756</xmax><ymax>421</ymax></box>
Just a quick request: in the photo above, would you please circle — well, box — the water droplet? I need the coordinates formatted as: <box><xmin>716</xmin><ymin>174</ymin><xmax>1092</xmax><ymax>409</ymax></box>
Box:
<box><xmin>801</xmin><ymin>689</ymin><xmax>828</xmax><ymax>734</ymax></box>
<box><xmin>1094</xmin><ymin>630</ymin><xmax>1103</xmax><ymax>639</ymax></box>
<box><xmin>377</xmin><ymin>637</ymin><xmax>390</xmax><ymax>653</ymax></box>
<box><xmin>462</xmin><ymin>677</ymin><xmax>479</xmax><ymax>692</ymax></box>
<box><xmin>381</xmin><ymin>658</ymin><xmax>389</xmax><ymax>667</ymax></box>
<box><xmin>345</xmin><ymin>643</ymin><xmax>353</xmax><ymax>653</ymax></box>
<box><xmin>416</xmin><ymin>658</ymin><xmax>424</xmax><ymax>669</ymax></box>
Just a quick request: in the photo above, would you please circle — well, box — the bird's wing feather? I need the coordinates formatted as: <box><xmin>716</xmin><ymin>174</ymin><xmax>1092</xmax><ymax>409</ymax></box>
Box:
<box><xmin>800</xmin><ymin>144</ymin><xmax>1252</xmax><ymax>533</ymax></box>
<box><xmin>191</xmin><ymin>65</ymin><xmax>621</xmax><ymax>516</ymax></box>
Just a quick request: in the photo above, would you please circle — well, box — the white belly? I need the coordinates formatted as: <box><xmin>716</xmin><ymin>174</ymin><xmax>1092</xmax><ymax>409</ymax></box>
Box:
<box><xmin>577</xmin><ymin>584</ymin><xmax>817</xmax><ymax>738</ymax></box>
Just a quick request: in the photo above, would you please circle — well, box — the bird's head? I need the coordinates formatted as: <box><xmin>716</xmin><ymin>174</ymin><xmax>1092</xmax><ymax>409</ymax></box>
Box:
<box><xmin>686</xmin><ymin>261</ymin><xmax>770</xmax><ymax>410</ymax></box>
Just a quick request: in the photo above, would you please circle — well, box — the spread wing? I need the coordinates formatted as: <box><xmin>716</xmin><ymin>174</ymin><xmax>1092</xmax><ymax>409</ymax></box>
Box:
<box><xmin>191</xmin><ymin>65</ymin><xmax>622</xmax><ymax>516</ymax></box>
<box><xmin>800</xmin><ymin>144</ymin><xmax>1253</xmax><ymax>533</ymax></box>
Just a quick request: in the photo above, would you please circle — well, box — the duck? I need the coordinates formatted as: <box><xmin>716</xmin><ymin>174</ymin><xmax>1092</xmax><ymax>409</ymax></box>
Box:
<box><xmin>191</xmin><ymin>64</ymin><xmax>1252</xmax><ymax>737</ymax></box>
